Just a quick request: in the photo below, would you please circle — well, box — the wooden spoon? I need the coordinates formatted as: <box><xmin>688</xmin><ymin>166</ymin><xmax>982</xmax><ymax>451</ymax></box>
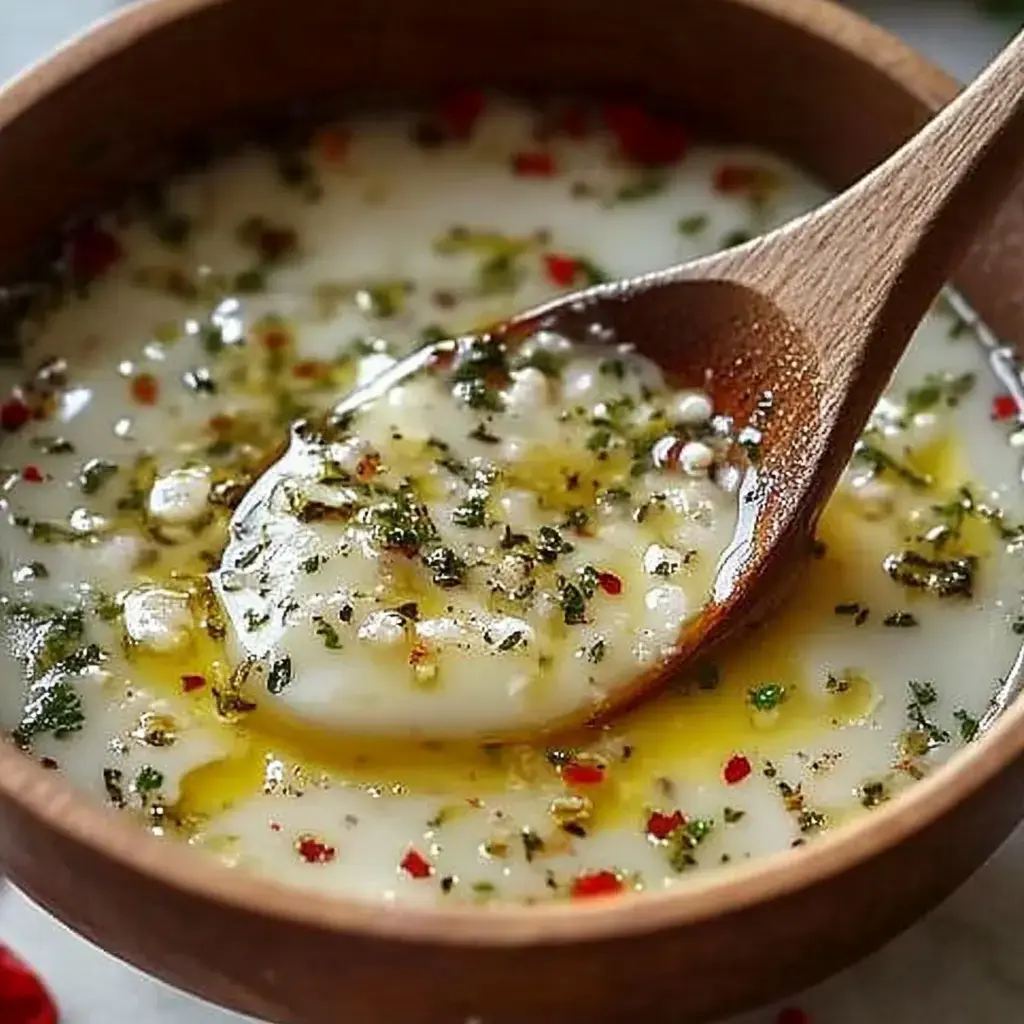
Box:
<box><xmin>290</xmin><ymin>30</ymin><xmax>1024</xmax><ymax>734</ymax></box>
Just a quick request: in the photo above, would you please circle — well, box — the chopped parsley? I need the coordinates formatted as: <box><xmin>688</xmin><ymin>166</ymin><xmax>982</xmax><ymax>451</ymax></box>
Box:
<box><xmin>133</xmin><ymin>765</ymin><xmax>164</xmax><ymax>798</ymax></box>
<box><xmin>853</xmin><ymin>439</ymin><xmax>932</xmax><ymax>489</ymax></box>
<box><xmin>747</xmin><ymin>683</ymin><xmax>786</xmax><ymax>712</ymax></box>
<box><xmin>78</xmin><ymin>458</ymin><xmax>118</xmax><ymax>495</ymax></box>
<box><xmin>667</xmin><ymin>817</ymin><xmax>714</xmax><ymax>872</ymax></box>
<box><xmin>953</xmin><ymin>708</ymin><xmax>980</xmax><ymax>742</ymax></box>
<box><xmin>14</xmin><ymin>677</ymin><xmax>85</xmax><ymax>746</ymax></box>
<box><xmin>677</xmin><ymin>214</ymin><xmax>709</xmax><ymax>236</ymax></box>
<box><xmin>313</xmin><ymin>617</ymin><xmax>342</xmax><ymax>649</ymax></box>
<box><xmin>558</xmin><ymin>579</ymin><xmax>587</xmax><ymax>626</ymax></box>
<box><xmin>884</xmin><ymin>550</ymin><xmax>975</xmax><ymax>598</ymax></box>
<box><xmin>451</xmin><ymin>489</ymin><xmax>488</xmax><ymax>529</ymax></box>
<box><xmin>267</xmin><ymin>656</ymin><xmax>293</xmax><ymax>694</ymax></box>
<box><xmin>904</xmin><ymin>371</ymin><xmax>975</xmax><ymax>418</ymax></box>
<box><xmin>422</xmin><ymin>545</ymin><xmax>467</xmax><ymax>588</ymax></box>
<box><xmin>536</xmin><ymin>526</ymin><xmax>573</xmax><ymax>563</ymax></box>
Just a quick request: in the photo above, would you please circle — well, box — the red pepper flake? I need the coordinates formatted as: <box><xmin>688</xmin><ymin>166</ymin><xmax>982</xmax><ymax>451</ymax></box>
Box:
<box><xmin>713</xmin><ymin>163</ymin><xmax>760</xmax><ymax>193</ymax></box>
<box><xmin>1</xmin><ymin>398</ymin><xmax>30</xmax><ymax>433</ymax></box>
<box><xmin>355</xmin><ymin>453</ymin><xmax>380</xmax><ymax>482</ymax></box>
<box><xmin>66</xmin><ymin>221</ymin><xmax>122</xmax><ymax>285</ymax></box>
<box><xmin>208</xmin><ymin>413</ymin><xmax>234</xmax><ymax>436</ymax></box>
<box><xmin>21</xmin><ymin>466</ymin><xmax>43</xmax><ymax>483</ymax></box>
<box><xmin>561</xmin><ymin>760</ymin><xmax>606</xmax><ymax>786</ymax></box>
<box><xmin>723</xmin><ymin>754</ymin><xmax>752</xmax><ymax>785</ymax></box>
<box><xmin>261</xmin><ymin>327</ymin><xmax>292</xmax><ymax>352</ymax></box>
<box><xmin>511</xmin><ymin>151</ymin><xmax>557</xmax><ymax>177</ymax></box>
<box><xmin>777</xmin><ymin>1008</ymin><xmax>811</xmax><ymax>1024</ymax></box>
<box><xmin>438</xmin><ymin>89</ymin><xmax>486</xmax><ymax>139</ymax></box>
<box><xmin>316</xmin><ymin>125</ymin><xmax>350</xmax><ymax>164</ymax></box>
<box><xmin>292</xmin><ymin>359</ymin><xmax>330</xmax><ymax>381</ymax></box>
<box><xmin>296</xmin><ymin>834</ymin><xmax>337</xmax><ymax>864</ymax></box>
<box><xmin>992</xmin><ymin>394</ymin><xmax>1018</xmax><ymax>421</ymax></box>
<box><xmin>130</xmin><ymin>373</ymin><xmax>159</xmax><ymax>406</ymax></box>
<box><xmin>269</xmin><ymin>820</ymin><xmax>282</xmax><ymax>832</ymax></box>
<box><xmin>426</xmin><ymin>346</ymin><xmax>455</xmax><ymax>372</ymax></box>
<box><xmin>571</xmin><ymin>870</ymin><xmax>624</xmax><ymax>899</ymax></box>
<box><xmin>408</xmin><ymin>642</ymin><xmax>431</xmax><ymax>667</ymax></box>
<box><xmin>181</xmin><ymin>674</ymin><xmax>206</xmax><ymax>693</ymax></box>
<box><xmin>0</xmin><ymin>942</ymin><xmax>58</xmax><ymax>1024</ymax></box>
<box><xmin>400</xmin><ymin>848</ymin><xmax>433</xmax><ymax>879</ymax></box>
<box><xmin>645</xmin><ymin>809</ymin><xmax>685</xmax><ymax>840</ymax></box>
<box><xmin>542</xmin><ymin>253</ymin><xmax>579</xmax><ymax>288</ymax></box>
<box><xmin>603</xmin><ymin>103</ymin><xmax>688</xmax><ymax>167</ymax></box>
<box><xmin>596</xmin><ymin>571</ymin><xmax>623</xmax><ymax>596</ymax></box>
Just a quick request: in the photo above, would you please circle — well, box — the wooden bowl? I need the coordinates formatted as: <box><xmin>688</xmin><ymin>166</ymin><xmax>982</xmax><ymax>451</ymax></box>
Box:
<box><xmin>1</xmin><ymin>1</ymin><xmax>1022</xmax><ymax>1021</ymax></box>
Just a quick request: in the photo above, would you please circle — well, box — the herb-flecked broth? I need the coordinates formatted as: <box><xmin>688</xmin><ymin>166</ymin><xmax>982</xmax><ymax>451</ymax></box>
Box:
<box><xmin>0</xmin><ymin>95</ymin><xmax>1022</xmax><ymax>904</ymax></box>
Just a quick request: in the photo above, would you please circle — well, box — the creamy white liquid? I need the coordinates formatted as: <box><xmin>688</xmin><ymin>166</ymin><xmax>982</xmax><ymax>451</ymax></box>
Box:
<box><xmin>0</xmin><ymin>97</ymin><xmax>1020</xmax><ymax>904</ymax></box>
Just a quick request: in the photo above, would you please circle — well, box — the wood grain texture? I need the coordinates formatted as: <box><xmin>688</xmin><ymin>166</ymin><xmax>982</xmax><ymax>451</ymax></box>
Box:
<box><xmin>0</xmin><ymin>1</ymin><xmax>1022</xmax><ymax>1022</ymax></box>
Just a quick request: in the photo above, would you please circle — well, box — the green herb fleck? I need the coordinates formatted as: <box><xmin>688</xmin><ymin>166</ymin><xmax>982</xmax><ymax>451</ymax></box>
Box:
<box><xmin>954</xmin><ymin>708</ymin><xmax>980</xmax><ymax>742</ymax></box>
<box><xmin>667</xmin><ymin>818</ymin><xmax>714</xmax><ymax>872</ymax></box>
<box><xmin>558</xmin><ymin>580</ymin><xmax>587</xmax><ymax>626</ymax></box>
<box><xmin>78</xmin><ymin>458</ymin><xmax>118</xmax><ymax>495</ymax></box>
<box><xmin>267</xmin><ymin>656</ymin><xmax>293</xmax><ymax>694</ymax></box>
<box><xmin>677</xmin><ymin>214</ymin><xmax>709</xmax><ymax>236</ymax></box>
<box><xmin>134</xmin><ymin>765</ymin><xmax>164</xmax><ymax>797</ymax></box>
<box><xmin>313</xmin><ymin>617</ymin><xmax>342</xmax><ymax>649</ymax></box>
<box><xmin>747</xmin><ymin>683</ymin><xmax>786</xmax><ymax>712</ymax></box>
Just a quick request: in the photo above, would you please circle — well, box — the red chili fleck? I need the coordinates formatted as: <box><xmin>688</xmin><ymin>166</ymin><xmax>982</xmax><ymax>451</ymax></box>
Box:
<box><xmin>208</xmin><ymin>413</ymin><xmax>234</xmax><ymax>435</ymax></box>
<box><xmin>438</xmin><ymin>89</ymin><xmax>486</xmax><ymax>139</ymax></box>
<box><xmin>777</xmin><ymin>1008</ymin><xmax>811</xmax><ymax>1024</ymax></box>
<box><xmin>130</xmin><ymin>374</ymin><xmax>159</xmax><ymax>406</ymax></box>
<box><xmin>645</xmin><ymin>809</ymin><xmax>685</xmax><ymax>841</ymax></box>
<box><xmin>713</xmin><ymin>163</ymin><xmax>761</xmax><ymax>193</ymax></box>
<box><xmin>355</xmin><ymin>453</ymin><xmax>380</xmax><ymax>482</ymax></box>
<box><xmin>1</xmin><ymin>399</ymin><xmax>30</xmax><ymax>433</ymax></box>
<box><xmin>426</xmin><ymin>346</ymin><xmax>455</xmax><ymax>372</ymax></box>
<box><xmin>400</xmin><ymin>848</ymin><xmax>433</xmax><ymax>879</ymax></box>
<box><xmin>269</xmin><ymin>820</ymin><xmax>282</xmax><ymax>832</ymax></box>
<box><xmin>542</xmin><ymin>253</ymin><xmax>579</xmax><ymax>288</ymax></box>
<box><xmin>296</xmin><ymin>834</ymin><xmax>336</xmax><ymax>864</ymax></box>
<box><xmin>723</xmin><ymin>754</ymin><xmax>752</xmax><ymax>785</ymax></box>
<box><xmin>571</xmin><ymin>870</ymin><xmax>624</xmax><ymax>899</ymax></box>
<box><xmin>561</xmin><ymin>760</ymin><xmax>606</xmax><ymax>786</ymax></box>
<box><xmin>66</xmin><ymin>222</ymin><xmax>122</xmax><ymax>285</ymax></box>
<box><xmin>992</xmin><ymin>394</ymin><xmax>1018</xmax><ymax>421</ymax></box>
<box><xmin>316</xmin><ymin>126</ymin><xmax>350</xmax><ymax>164</ymax></box>
<box><xmin>512</xmin><ymin>151</ymin><xmax>557</xmax><ymax>177</ymax></box>
<box><xmin>181</xmin><ymin>674</ymin><xmax>206</xmax><ymax>693</ymax></box>
<box><xmin>21</xmin><ymin>466</ymin><xmax>43</xmax><ymax>483</ymax></box>
<box><xmin>292</xmin><ymin>359</ymin><xmax>329</xmax><ymax>380</ymax></box>
<box><xmin>596</xmin><ymin>571</ymin><xmax>623</xmax><ymax>596</ymax></box>
<box><xmin>261</xmin><ymin>327</ymin><xmax>291</xmax><ymax>352</ymax></box>
<box><xmin>408</xmin><ymin>641</ymin><xmax>432</xmax><ymax>667</ymax></box>
<box><xmin>603</xmin><ymin>103</ymin><xmax>688</xmax><ymax>167</ymax></box>
<box><xmin>0</xmin><ymin>942</ymin><xmax>58</xmax><ymax>1024</ymax></box>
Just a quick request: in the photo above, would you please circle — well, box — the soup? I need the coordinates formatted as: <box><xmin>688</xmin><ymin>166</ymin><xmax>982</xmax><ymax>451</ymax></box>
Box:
<box><xmin>0</xmin><ymin>95</ymin><xmax>1021</xmax><ymax>904</ymax></box>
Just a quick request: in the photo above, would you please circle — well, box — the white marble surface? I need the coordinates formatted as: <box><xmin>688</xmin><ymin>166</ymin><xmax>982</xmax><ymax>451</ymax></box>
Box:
<box><xmin>0</xmin><ymin>2</ymin><xmax>1022</xmax><ymax>1021</ymax></box>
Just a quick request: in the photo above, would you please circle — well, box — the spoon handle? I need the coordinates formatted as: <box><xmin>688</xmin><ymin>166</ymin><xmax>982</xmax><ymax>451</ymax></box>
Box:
<box><xmin>730</xmin><ymin>29</ymin><xmax>1024</xmax><ymax>443</ymax></box>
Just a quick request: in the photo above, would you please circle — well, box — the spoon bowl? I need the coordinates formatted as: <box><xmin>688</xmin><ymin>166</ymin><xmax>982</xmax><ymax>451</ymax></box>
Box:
<box><xmin>247</xmin><ymin>27</ymin><xmax>1024</xmax><ymax>737</ymax></box>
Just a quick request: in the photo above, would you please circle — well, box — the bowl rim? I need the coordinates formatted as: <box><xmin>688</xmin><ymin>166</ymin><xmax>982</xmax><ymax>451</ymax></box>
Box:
<box><xmin>0</xmin><ymin>0</ymin><xmax>1016</xmax><ymax>947</ymax></box>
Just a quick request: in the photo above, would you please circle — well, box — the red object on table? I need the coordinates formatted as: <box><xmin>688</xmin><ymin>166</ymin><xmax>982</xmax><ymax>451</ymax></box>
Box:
<box><xmin>0</xmin><ymin>944</ymin><xmax>58</xmax><ymax>1024</ymax></box>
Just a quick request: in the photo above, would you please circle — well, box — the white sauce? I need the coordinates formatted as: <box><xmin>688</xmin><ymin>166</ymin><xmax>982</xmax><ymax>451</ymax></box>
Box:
<box><xmin>0</xmin><ymin>97</ymin><xmax>1019</xmax><ymax>903</ymax></box>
